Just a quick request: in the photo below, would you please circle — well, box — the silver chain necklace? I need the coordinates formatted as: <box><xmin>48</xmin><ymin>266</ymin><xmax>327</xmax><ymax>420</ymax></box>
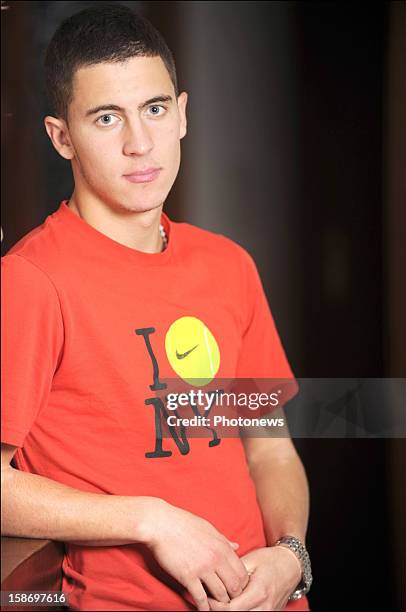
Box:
<box><xmin>159</xmin><ymin>223</ymin><xmax>168</xmax><ymax>250</ymax></box>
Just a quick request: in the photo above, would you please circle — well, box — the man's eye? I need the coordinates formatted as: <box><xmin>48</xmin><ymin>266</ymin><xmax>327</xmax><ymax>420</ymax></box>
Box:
<box><xmin>148</xmin><ymin>105</ymin><xmax>167</xmax><ymax>116</ymax></box>
<box><xmin>96</xmin><ymin>114</ymin><xmax>118</xmax><ymax>126</ymax></box>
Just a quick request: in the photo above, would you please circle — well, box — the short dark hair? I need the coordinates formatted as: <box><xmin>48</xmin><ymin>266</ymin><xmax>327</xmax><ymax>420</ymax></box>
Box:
<box><xmin>44</xmin><ymin>3</ymin><xmax>179</xmax><ymax>120</ymax></box>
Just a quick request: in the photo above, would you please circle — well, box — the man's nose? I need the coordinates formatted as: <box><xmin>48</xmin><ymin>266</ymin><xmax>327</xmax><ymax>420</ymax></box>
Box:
<box><xmin>122</xmin><ymin>118</ymin><xmax>153</xmax><ymax>156</ymax></box>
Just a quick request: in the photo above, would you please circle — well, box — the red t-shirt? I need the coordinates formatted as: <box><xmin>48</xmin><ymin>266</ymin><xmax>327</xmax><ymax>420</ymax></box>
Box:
<box><xmin>1</xmin><ymin>201</ymin><xmax>309</xmax><ymax>611</ymax></box>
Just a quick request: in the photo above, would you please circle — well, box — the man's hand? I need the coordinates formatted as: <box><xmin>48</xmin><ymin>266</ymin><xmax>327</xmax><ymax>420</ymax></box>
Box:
<box><xmin>142</xmin><ymin>499</ymin><xmax>250</xmax><ymax>611</ymax></box>
<box><xmin>206</xmin><ymin>546</ymin><xmax>302</xmax><ymax>611</ymax></box>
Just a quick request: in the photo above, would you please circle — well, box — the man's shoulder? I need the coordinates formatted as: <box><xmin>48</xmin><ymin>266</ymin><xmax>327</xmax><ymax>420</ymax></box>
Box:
<box><xmin>2</xmin><ymin>210</ymin><xmax>61</xmax><ymax>280</ymax></box>
<box><xmin>174</xmin><ymin>219</ymin><xmax>253</xmax><ymax>267</ymax></box>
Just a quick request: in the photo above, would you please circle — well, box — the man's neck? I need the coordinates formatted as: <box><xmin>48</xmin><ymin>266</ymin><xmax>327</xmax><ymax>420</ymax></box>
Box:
<box><xmin>67</xmin><ymin>194</ymin><xmax>165</xmax><ymax>253</ymax></box>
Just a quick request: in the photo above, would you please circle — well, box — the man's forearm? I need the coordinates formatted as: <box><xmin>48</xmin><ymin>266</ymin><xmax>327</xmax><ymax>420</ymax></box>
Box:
<box><xmin>247</xmin><ymin>451</ymin><xmax>310</xmax><ymax>546</ymax></box>
<box><xmin>1</xmin><ymin>466</ymin><xmax>162</xmax><ymax>546</ymax></box>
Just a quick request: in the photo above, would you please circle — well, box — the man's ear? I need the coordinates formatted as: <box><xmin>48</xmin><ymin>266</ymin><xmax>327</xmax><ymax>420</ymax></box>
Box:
<box><xmin>44</xmin><ymin>116</ymin><xmax>75</xmax><ymax>160</ymax></box>
<box><xmin>178</xmin><ymin>91</ymin><xmax>188</xmax><ymax>140</ymax></box>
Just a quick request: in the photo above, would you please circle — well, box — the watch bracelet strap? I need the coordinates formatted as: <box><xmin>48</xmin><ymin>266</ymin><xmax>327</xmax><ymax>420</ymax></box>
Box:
<box><xmin>274</xmin><ymin>535</ymin><xmax>313</xmax><ymax>601</ymax></box>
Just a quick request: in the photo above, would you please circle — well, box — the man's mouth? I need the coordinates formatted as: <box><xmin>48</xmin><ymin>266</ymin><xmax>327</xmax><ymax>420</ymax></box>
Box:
<box><xmin>123</xmin><ymin>168</ymin><xmax>161</xmax><ymax>183</ymax></box>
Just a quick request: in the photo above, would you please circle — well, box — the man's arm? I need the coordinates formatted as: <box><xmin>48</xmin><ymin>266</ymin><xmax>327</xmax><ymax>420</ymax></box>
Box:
<box><xmin>241</xmin><ymin>427</ymin><xmax>310</xmax><ymax>545</ymax></box>
<box><xmin>1</xmin><ymin>442</ymin><xmax>249</xmax><ymax>612</ymax></box>
<box><xmin>1</xmin><ymin>443</ymin><xmax>157</xmax><ymax>545</ymax></box>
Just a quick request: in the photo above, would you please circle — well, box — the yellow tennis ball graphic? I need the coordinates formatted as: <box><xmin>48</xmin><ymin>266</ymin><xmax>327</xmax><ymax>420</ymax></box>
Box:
<box><xmin>165</xmin><ymin>316</ymin><xmax>220</xmax><ymax>386</ymax></box>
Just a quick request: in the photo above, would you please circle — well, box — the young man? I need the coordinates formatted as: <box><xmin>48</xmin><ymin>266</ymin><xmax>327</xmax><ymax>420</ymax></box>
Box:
<box><xmin>1</xmin><ymin>4</ymin><xmax>311</xmax><ymax>611</ymax></box>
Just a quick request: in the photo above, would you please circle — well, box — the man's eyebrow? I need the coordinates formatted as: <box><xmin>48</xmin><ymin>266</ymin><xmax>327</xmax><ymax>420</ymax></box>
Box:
<box><xmin>85</xmin><ymin>95</ymin><xmax>174</xmax><ymax>117</ymax></box>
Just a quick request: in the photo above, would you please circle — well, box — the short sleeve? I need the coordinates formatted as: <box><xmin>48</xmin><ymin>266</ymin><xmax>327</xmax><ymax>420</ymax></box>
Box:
<box><xmin>234</xmin><ymin>248</ymin><xmax>298</xmax><ymax>406</ymax></box>
<box><xmin>1</xmin><ymin>254</ymin><xmax>64</xmax><ymax>447</ymax></box>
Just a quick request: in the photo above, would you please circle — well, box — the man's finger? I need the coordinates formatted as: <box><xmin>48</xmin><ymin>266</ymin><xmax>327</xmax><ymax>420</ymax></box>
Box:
<box><xmin>209</xmin><ymin>575</ymin><xmax>264</xmax><ymax>611</ymax></box>
<box><xmin>207</xmin><ymin>597</ymin><xmax>229</xmax><ymax>611</ymax></box>
<box><xmin>226</xmin><ymin>549</ymin><xmax>251</xmax><ymax>591</ymax></box>
<box><xmin>201</xmin><ymin>571</ymin><xmax>230</xmax><ymax>604</ymax></box>
<box><xmin>186</xmin><ymin>578</ymin><xmax>210</xmax><ymax>611</ymax></box>
<box><xmin>215</xmin><ymin>558</ymin><xmax>246</xmax><ymax>599</ymax></box>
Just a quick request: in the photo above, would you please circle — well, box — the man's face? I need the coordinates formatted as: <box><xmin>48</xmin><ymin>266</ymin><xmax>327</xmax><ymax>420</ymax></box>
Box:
<box><xmin>53</xmin><ymin>56</ymin><xmax>187</xmax><ymax>214</ymax></box>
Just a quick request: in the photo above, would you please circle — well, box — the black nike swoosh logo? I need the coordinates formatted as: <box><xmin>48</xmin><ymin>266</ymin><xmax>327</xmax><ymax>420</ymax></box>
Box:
<box><xmin>176</xmin><ymin>344</ymin><xmax>199</xmax><ymax>359</ymax></box>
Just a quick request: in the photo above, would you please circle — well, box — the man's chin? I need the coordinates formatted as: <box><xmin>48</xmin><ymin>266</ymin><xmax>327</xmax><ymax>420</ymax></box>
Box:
<box><xmin>113</xmin><ymin>199</ymin><xmax>164</xmax><ymax>215</ymax></box>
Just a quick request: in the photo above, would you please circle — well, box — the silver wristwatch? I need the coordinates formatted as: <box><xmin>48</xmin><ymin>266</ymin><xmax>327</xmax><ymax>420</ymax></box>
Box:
<box><xmin>274</xmin><ymin>535</ymin><xmax>313</xmax><ymax>601</ymax></box>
